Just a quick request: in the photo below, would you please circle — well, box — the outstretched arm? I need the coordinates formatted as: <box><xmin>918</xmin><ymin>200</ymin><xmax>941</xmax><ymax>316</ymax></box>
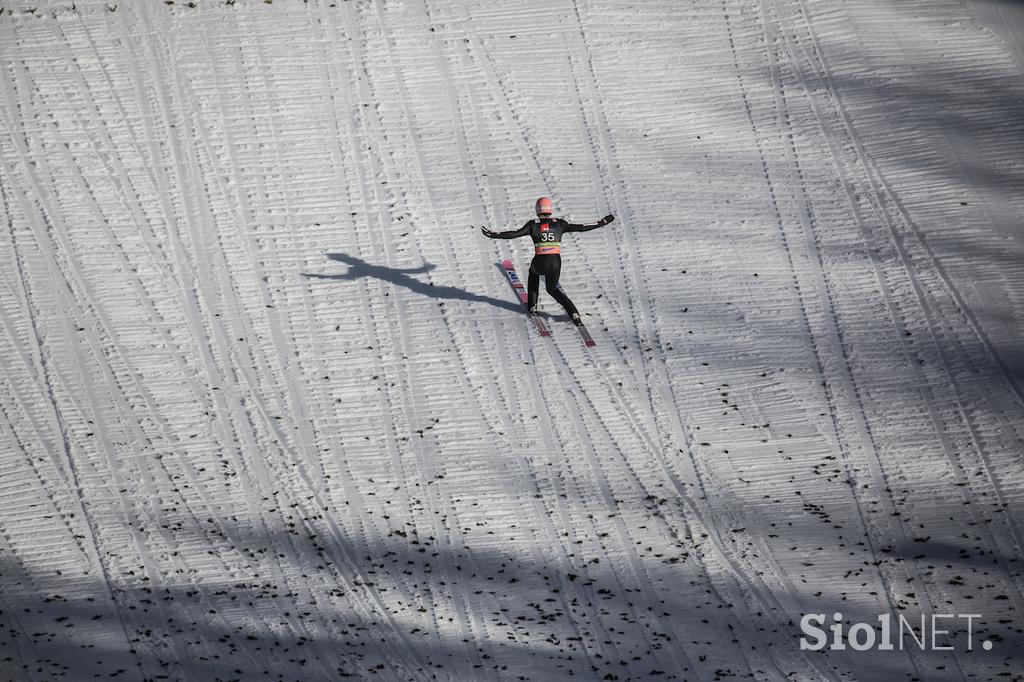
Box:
<box><xmin>563</xmin><ymin>214</ymin><xmax>615</xmax><ymax>233</ymax></box>
<box><xmin>481</xmin><ymin>223</ymin><xmax>531</xmax><ymax>239</ymax></box>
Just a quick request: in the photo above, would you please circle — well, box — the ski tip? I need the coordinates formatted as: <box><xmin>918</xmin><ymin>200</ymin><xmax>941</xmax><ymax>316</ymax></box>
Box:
<box><xmin>501</xmin><ymin>259</ymin><xmax>514</xmax><ymax>268</ymax></box>
<box><xmin>584</xmin><ymin>339</ymin><xmax>597</xmax><ymax>347</ymax></box>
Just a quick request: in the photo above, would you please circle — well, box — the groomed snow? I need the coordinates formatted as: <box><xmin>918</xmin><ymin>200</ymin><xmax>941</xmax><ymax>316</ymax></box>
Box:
<box><xmin>1</xmin><ymin>1</ymin><xmax>1023</xmax><ymax>681</ymax></box>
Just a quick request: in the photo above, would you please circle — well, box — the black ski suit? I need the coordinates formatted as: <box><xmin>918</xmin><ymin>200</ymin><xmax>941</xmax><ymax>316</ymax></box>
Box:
<box><xmin>484</xmin><ymin>214</ymin><xmax>613</xmax><ymax>318</ymax></box>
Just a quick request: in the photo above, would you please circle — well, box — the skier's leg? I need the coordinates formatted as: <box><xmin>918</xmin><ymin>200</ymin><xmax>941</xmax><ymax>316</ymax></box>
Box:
<box><xmin>545</xmin><ymin>256</ymin><xmax>581</xmax><ymax>319</ymax></box>
<box><xmin>547</xmin><ymin>283</ymin><xmax>580</xmax><ymax>319</ymax></box>
<box><xmin>526</xmin><ymin>259</ymin><xmax>540</xmax><ymax>312</ymax></box>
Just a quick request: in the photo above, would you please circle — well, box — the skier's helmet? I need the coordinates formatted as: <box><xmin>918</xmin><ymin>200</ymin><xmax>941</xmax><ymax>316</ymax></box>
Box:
<box><xmin>535</xmin><ymin>197</ymin><xmax>553</xmax><ymax>216</ymax></box>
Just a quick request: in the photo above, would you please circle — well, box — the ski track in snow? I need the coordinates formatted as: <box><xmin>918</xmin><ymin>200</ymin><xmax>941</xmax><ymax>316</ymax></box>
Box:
<box><xmin>1</xmin><ymin>1</ymin><xmax>1023</xmax><ymax>681</ymax></box>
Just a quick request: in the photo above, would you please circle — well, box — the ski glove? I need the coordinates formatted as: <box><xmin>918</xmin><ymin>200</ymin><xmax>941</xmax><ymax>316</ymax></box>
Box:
<box><xmin>599</xmin><ymin>214</ymin><xmax>615</xmax><ymax>226</ymax></box>
<box><xmin>480</xmin><ymin>227</ymin><xmax>498</xmax><ymax>238</ymax></box>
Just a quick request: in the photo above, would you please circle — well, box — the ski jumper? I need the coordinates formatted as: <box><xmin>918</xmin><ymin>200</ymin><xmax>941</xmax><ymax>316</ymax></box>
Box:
<box><xmin>485</xmin><ymin>217</ymin><xmax>609</xmax><ymax>317</ymax></box>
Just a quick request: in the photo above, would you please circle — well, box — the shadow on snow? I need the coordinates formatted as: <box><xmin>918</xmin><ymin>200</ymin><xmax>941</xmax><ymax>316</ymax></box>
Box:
<box><xmin>302</xmin><ymin>253</ymin><xmax>522</xmax><ymax>315</ymax></box>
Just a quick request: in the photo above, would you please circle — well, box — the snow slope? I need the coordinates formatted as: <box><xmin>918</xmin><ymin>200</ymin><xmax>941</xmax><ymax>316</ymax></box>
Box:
<box><xmin>1</xmin><ymin>1</ymin><xmax>1023</xmax><ymax>680</ymax></box>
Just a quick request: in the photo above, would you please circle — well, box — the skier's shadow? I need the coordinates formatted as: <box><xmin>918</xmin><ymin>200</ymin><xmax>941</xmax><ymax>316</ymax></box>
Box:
<box><xmin>303</xmin><ymin>253</ymin><xmax>522</xmax><ymax>314</ymax></box>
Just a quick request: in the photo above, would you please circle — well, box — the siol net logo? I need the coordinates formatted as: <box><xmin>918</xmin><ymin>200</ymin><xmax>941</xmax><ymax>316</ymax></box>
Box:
<box><xmin>800</xmin><ymin>612</ymin><xmax>993</xmax><ymax>652</ymax></box>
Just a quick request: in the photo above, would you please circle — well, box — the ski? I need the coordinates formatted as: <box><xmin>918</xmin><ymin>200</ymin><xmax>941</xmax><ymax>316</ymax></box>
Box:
<box><xmin>499</xmin><ymin>260</ymin><xmax>551</xmax><ymax>337</ymax></box>
<box><xmin>550</xmin><ymin>279</ymin><xmax>597</xmax><ymax>348</ymax></box>
<box><xmin>574</xmin><ymin>319</ymin><xmax>597</xmax><ymax>348</ymax></box>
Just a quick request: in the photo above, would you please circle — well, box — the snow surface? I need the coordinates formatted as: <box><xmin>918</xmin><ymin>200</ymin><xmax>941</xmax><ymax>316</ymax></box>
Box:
<box><xmin>1</xmin><ymin>1</ymin><xmax>1023</xmax><ymax>681</ymax></box>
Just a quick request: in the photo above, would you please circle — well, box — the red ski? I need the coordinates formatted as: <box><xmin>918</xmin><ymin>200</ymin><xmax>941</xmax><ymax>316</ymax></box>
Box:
<box><xmin>554</xmin><ymin>283</ymin><xmax>597</xmax><ymax>348</ymax></box>
<box><xmin>500</xmin><ymin>260</ymin><xmax>551</xmax><ymax>337</ymax></box>
<box><xmin>574</xmin><ymin>319</ymin><xmax>597</xmax><ymax>348</ymax></box>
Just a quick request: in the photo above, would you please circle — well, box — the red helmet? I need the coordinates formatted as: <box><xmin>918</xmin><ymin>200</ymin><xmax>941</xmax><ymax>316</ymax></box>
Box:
<box><xmin>535</xmin><ymin>197</ymin><xmax>553</xmax><ymax>216</ymax></box>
